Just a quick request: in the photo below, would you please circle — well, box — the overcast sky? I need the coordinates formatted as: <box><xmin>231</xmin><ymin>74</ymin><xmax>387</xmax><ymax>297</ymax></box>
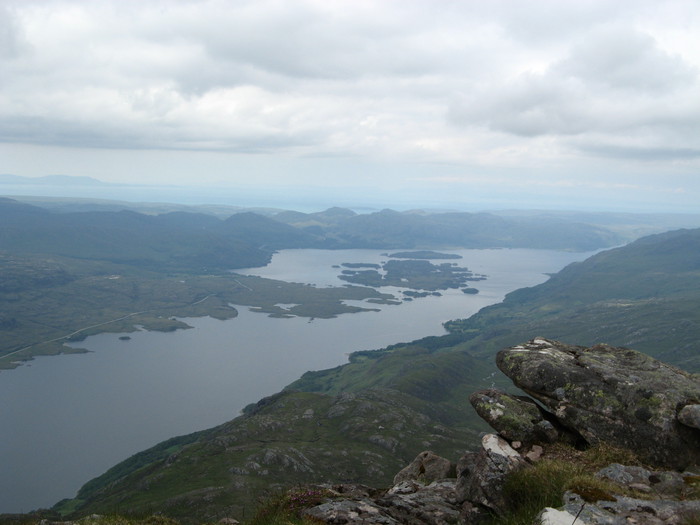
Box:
<box><xmin>1</xmin><ymin>0</ymin><xmax>699</xmax><ymax>212</ymax></box>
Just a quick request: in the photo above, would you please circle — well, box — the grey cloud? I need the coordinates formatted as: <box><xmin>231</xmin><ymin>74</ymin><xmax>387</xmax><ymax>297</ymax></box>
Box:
<box><xmin>555</xmin><ymin>27</ymin><xmax>697</xmax><ymax>93</ymax></box>
<box><xmin>1</xmin><ymin>0</ymin><xmax>699</xmax><ymax>173</ymax></box>
<box><xmin>0</xmin><ymin>4</ymin><xmax>27</xmax><ymax>59</ymax></box>
<box><xmin>448</xmin><ymin>77</ymin><xmax>594</xmax><ymax>137</ymax></box>
<box><xmin>26</xmin><ymin>0</ymin><xmax>453</xmax><ymax>102</ymax></box>
<box><xmin>449</xmin><ymin>26</ymin><xmax>700</xmax><ymax>143</ymax></box>
<box><xmin>132</xmin><ymin>1</ymin><xmax>446</xmax><ymax>91</ymax></box>
<box><xmin>0</xmin><ymin>115</ymin><xmax>315</xmax><ymax>153</ymax></box>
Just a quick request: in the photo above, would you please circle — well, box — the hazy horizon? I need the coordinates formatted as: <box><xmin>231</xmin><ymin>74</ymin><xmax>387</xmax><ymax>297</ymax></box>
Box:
<box><xmin>3</xmin><ymin>173</ymin><xmax>700</xmax><ymax>216</ymax></box>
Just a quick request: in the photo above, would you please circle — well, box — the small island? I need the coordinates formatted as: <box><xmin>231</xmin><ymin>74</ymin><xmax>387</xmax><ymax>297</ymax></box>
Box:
<box><xmin>403</xmin><ymin>290</ymin><xmax>442</xmax><ymax>298</ymax></box>
<box><xmin>338</xmin><ymin>259</ymin><xmax>486</xmax><ymax>292</ymax></box>
<box><xmin>387</xmin><ymin>250</ymin><xmax>463</xmax><ymax>260</ymax></box>
<box><xmin>341</xmin><ymin>262</ymin><xmax>382</xmax><ymax>269</ymax></box>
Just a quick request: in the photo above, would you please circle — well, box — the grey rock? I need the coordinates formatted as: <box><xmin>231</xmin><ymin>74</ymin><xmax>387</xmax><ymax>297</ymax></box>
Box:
<box><xmin>679</xmin><ymin>404</ymin><xmax>700</xmax><ymax>430</ymax></box>
<box><xmin>304</xmin><ymin>498</ymin><xmax>399</xmax><ymax>524</ymax></box>
<box><xmin>497</xmin><ymin>338</ymin><xmax>700</xmax><ymax>469</ymax></box>
<box><xmin>560</xmin><ymin>490</ymin><xmax>700</xmax><ymax>525</ymax></box>
<box><xmin>303</xmin><ymin>480</ymin><xmax>462</xmax><ymax>525</ymax></box>
<box><xmin>524</xmin><ymin>444</ymin><xmax>544</xmax><ymax>462</ymax></box>
<box><xmin>469</xmin><ymin>389</ymin><xmax>560</xmax><ymax>445</ymax></box>
<box><xmin>393</xmin><ymin>450</ymin><xmax>456</xmax><ymax>485</ymax></box>
<box><xmin>628</xmin><ymin>482</ymin><xmax>652</xmax><ymax>493</ymax></box>
<box><xmin>538</xmin><ymin>507</ymin><xmax>580</xmax><ymax>525</ymax></box>
<box><xmin>596</xmin><ymin>464</ymin><xmax>689</xmax><ymax>498</ymax></box>
<box><xmin>388</xmin><ymin>480</ymin><xmax>424</xmax><ymax>495</ymax></box>
<box><xmin>456</xmin><ymin>434</ymin><xmax>528</xmax><ymax>515</ymax></box>
<box><xmin>368</xmin><ymin>434</ymin><xmax>399</xmax><ymax>452</ymax></box>
<box><xmin>459</xmin><ymin>500</ymin><xmax>491</xmax><ymax>524</ymax></box>
<box><xmin>250</xmin><ymin>447</ymin><xmax>314</xmax><ymax>473</ymax></box>
<box><xmin>378</xmin><ymin>479</ymin><xmax>462</xmax><ymax>524</ymax></box>
<box><xmin>456</xmin><ymin>451</ymin><xmax>479</xmax><ymax>483</ymax></box>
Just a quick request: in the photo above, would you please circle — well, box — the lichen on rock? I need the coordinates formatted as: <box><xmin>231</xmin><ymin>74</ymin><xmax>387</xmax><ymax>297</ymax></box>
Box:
<box><xmin>469</xmin><ymin>388</ymin><xmax>561</xmax><ymax>446</ymax></box>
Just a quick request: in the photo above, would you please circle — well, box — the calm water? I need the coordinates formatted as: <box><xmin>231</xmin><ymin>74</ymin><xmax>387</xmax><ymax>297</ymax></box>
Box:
<box><xmin>0</xmin><ymin>248</ymin><xmax>593</xmax><ymax>512</ymax></box>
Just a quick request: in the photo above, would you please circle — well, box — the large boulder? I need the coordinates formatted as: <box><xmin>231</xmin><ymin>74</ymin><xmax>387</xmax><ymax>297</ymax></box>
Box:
<box><xmin>496</xmin><ymin>338</ymin><xmax>700</xmax><ymax>469</ymax></box>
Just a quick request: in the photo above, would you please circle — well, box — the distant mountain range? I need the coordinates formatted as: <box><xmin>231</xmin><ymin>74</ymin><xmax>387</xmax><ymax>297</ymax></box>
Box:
<box><xmin>0</xmin><ymin>197</ymin><xmax>624</xmax><ymax>274</ymax></box>
<box><xmin>4</xmin><ymin>176</ymin><xmax>700</xmax><ymax>241</ymax></box>
<box><xmin>0</xmin><ymin>174</ymin><xmax>107</xmax><ymax>186</ymax></box>
<box><xmin>0</xmin><ymin>198</ymin><xmax>272</xmax><ymax>272</ymax></box>
<box><xmin>273</xmin><ymin>206</ymin><xmax>621</xmax><ymax>250</ymax></box>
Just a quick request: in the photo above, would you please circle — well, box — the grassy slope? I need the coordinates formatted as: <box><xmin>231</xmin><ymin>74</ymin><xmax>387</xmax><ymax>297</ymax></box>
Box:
<box><xmin>57</xmin><ymin>388</ymin><xmax>485</xmax><ymax>521</ymax></box>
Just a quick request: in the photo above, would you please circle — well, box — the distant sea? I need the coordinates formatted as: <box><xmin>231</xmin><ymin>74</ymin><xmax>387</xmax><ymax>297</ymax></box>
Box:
<box><xmin>0</xmin><ymin>180</ymin><xmax>480</xmax><ymax>213</ymax></box>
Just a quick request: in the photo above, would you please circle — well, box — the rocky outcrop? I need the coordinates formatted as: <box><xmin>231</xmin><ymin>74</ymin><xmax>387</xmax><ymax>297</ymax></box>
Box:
<box><xmin>469</xmin><ymin>388</ymin><xmax>567</xmax><ymax>446</ymax></box>
<box><xmin>302</xmin><ymin>436</ymin><xmax>528</xmax><ymax>524</ymax></box>
<box><xmin>392</xmin><ymin>450</ymin><xmax>455</xmax><ymax>485</ymax></box>
<box><xmin>302</xmin><ymin>481</ymin><xmax>462</xmax><ymax>524</ymax></box>
<box><xmin>595</xmin><ymin>463</ymin><xmax>692</xmax><ymax>497</ymax></box>
<box><xmin>496</xmin><ymin>337</ymin><xmax>700</xmax><ymax>469</ymax></box>
<box><xmin>545</xmin><ymin>489</ymin><xmax>700</xmax><ymax>525</ymax></box>
<box><xmin>456</xmin><ymin>434</ymin><xmax>527</xmax><ymax>517</ymax></box>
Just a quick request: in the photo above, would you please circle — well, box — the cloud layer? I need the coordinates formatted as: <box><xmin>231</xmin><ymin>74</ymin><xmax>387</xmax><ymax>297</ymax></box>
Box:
<box><xmin>1</xmin><ymin>0</ymin><xmax>699</xmax><ymax>210</ymax></box>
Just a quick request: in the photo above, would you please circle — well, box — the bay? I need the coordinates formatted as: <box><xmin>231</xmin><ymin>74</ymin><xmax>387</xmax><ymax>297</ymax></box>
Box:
<box><xmin>0</xmin><ymin>248</ymin><xmax>593</xmax><ymax>513</ymax></box>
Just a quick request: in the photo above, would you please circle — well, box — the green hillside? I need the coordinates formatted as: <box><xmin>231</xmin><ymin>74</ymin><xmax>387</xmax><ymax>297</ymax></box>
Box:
<box><xmin>55</xmin><ymin>387</ymin><xmax>487</xmax><ymax>521</ymax></box>
<box><xmin>445</xmin><ymin>228</ymin><xmax>700</xmax><ymax>371</ymax></box>
<box><xmin>273</xmin><ymin>207</ymin><xmax>622</xmax><ymax>250</ymax></box>
<box><xmin>0</xmin><ymin>198</ymin><xmax>271</xmax><ymax>272</ymax></box>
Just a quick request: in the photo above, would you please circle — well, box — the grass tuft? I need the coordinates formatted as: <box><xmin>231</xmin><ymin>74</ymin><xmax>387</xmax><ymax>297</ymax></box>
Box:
<box><xmin>245</xmin><ymin>488</ymin><xmax>331</xmax><ymax>525</ymax></box>
<box><xmin>683</xmin><ymin>476</ymin><xmax>700</xmax><ymax>500</ymax></box>
<box><xmin>566</xmin><ymin>475</ymin><xmax>618</xmax><ymax>503</ymax></box>
<box><xmin>580</xmin><ymin>442</ymin><xmax>642</xmax><ymax>469</ymax></box>
<box><xmin>682</xmin><ymin>513</ymin><xmax>700</xmax><ymax>525</ymax></box>
<box><xmin>500</xmin><ymin>460</ymin><xmax>581</xmax><ymax>524</ymax></box>
<box><xmin>495</xmin><ymin>443</ymin><xmax>639</xmax><ymax>525</ymax></box>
